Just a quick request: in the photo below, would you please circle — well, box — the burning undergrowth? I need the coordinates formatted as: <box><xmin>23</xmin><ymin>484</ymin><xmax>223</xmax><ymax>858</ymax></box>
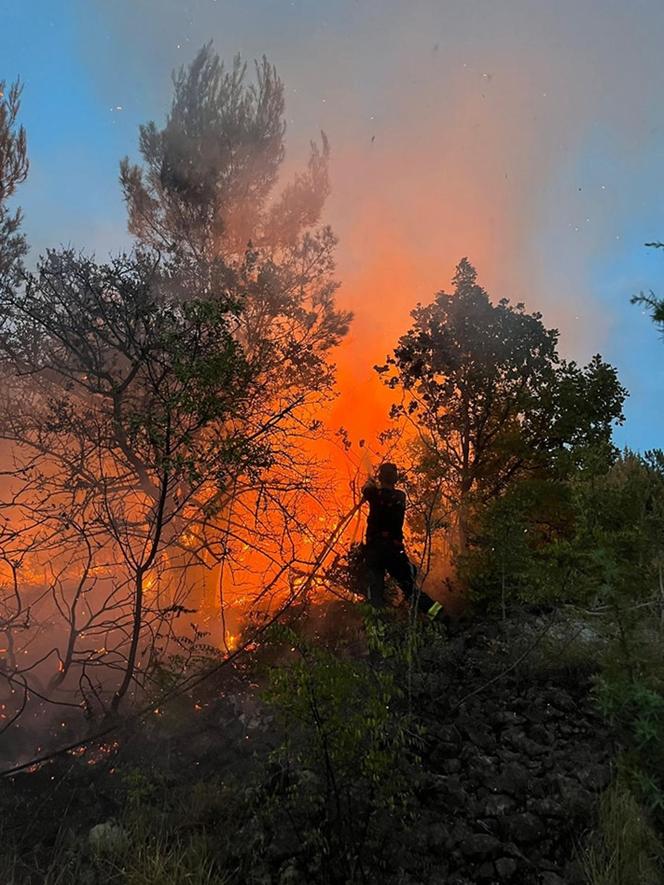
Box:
<box><xmin>0</xmin><ymin>46</ymin><xmax>363</xmax><ymax>757</ymax></box>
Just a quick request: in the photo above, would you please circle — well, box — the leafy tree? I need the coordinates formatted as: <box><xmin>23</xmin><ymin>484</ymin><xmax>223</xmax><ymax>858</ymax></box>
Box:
<box><xmin>379</xmin><ymin>259</ymin><xmax>626</xmax><ymax>554</ymax></box>
<box><xmin>576</xmin><ymin>452</ymin><xmax>664</xmax><ymax>815</ymax></box>
<box><xmin>119</xmin><ymin>45</ymin><xmax>351</xmax><ymax>621</ymax></box>
<box><xmin>574</xmin><ymin>451</ymin><xmax>664</xmax><ymax>622</ymax></box>
<box><xmin>462</xmin><ymin>481</ymin><xmax>542</xmax><ymax>616</ymax></box>
<box><xmin>0</xmin><ymin>247</ymin><xmax>262</xmax><ymax>712</ymax></box>
<box><xmin>465</xmin><ymin>450</ymin><xmax>664</xmax><ymax>617</ymax></box>
<box><xmin>0</xmin><ymin>49</ymin><xmax>352</xmax><ymax>721</ymax></box>
<box><xmin>633</xmin><ymin>289</ymin><xmax>664</xmax><ymax>333</ymax></box>
<box><xmin>459</xmin><ymin>473</ymin><xmax>581</xmax><ymax>610</ymax></box>
<box><xmin>400</xmin><ymin>435</ymin><xmax>452</xmax><ymax>587</ymax></box>
<box><xmin>0</xmin><ymin>232</ymin><xmax>337</xmax><ymax>720</ymax></box>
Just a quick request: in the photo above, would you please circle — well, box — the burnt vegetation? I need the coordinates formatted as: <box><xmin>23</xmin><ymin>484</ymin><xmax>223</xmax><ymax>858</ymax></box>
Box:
<box><xmin>0</xmin><ymin>49</ymin><xmax>663</xmax><ymax>885</ymax></box>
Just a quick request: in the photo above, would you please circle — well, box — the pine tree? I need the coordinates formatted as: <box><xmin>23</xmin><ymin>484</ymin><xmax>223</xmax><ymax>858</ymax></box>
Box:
<box><xmin>120</xmin><ymin>45</ymin><xmax>350</xmax><ymax>396</ymax></box>
<box><xmin>0</xmin><ymin>80</ymin><xmax>28</xmax><ymax>292</ymax></box>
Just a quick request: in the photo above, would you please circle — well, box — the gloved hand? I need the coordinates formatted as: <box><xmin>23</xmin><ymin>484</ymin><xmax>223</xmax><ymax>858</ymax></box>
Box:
<box><xmin>361</xmin><ymin>476</ymin><xmax>378</xmax><ymax>498</ymax></box>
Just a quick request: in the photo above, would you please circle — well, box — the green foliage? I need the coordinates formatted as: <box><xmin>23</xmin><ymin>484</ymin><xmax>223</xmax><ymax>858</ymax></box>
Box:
<box><xmin>268</xmin><ymin>642</ymin><xmax>400</xmax><ymax>788</ymax></box>
<box><xmin>121</xmin><ymin>45</ymin><xmax>327</xmax><ymax>256</ymax></box>
<box><xmin>0</xmin><ymin>244</ymin><xmax>265</xmax><ymax>710</ymax></box>
<box><xmin>151</xmin><ymin>625</ymin><xmax>223</xmax><ymax>688</ymax></box>
<box><xmin>0</xmin><ymin>79</ymin><xmax>28</xmax><ymax>291</ymax></box>
<box><xmin>6</xmin><ymin>788</ymin><xmax>234</xmax><ymax>885</ymax></box>
<box><xmin>0</xmin><ymin>245</ymin><xmax>262</xmax><ymax>512</ymax></box>
<box><xmin>596</xmin><ymin>675</ymin><xmax>664</xmax><ymax>814</ymax></box>
<box><xmin>632</xmin><ymin>241</ymin><xmax>664</xmax><ymax>335</ymax></box>
<box><xmin>379</xmin><ymin>259</ymin><xmax>626</xmax><ymax>534</ymax></box>
<box><xmin>260</xmin><ymin>618</ymin><xmax>417</xmax><ymax>883</ymax></box>
<box><xmin>123</xmin><ymin>767</ymin><xmax>162</xmax><ymax>811</ymax></box>
<box><xmin>562</xmin><ymin>452</ymin><xmax>664</xmax><ymax>643</ymax></box>
<box><xmin>460</xmin><ymin>473</ymin><xmax>589</xmax><ymax>609</ymax></box>
<box><xmin>465</xmin><ymin>450</ymin><xmax>664</xmax><ymax>614</ymax></box>
<box><xmin>120</xmin><ymin>43</ymin><xmax>350</xmax><ymax>394</ymax></box>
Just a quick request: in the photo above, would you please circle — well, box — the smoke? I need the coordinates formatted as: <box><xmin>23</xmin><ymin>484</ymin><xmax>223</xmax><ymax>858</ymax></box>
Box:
<box><xmin>5</xmin><ymin>3</ymin><xmax>664</xmax><ymax>760</ymax></box>
<box><xmin>69</xmin><ymin>0</ymin><xmax>664</xmax><ymax>448</ymax></box>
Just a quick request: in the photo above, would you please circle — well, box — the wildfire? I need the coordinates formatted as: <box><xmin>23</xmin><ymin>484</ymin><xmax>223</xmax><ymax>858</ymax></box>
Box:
<box><xmin>224</xmin><ymin>633</ymin><xmax>239</xmax><ymax>651</ymax></box>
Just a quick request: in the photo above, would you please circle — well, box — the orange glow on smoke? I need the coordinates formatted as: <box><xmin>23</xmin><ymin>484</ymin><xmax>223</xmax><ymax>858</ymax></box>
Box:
<box><xmin>0</xmin><ymin>58</ymin><xmax>599</xmax><ymax>682</ymax></box>
<box><xmin>320</xmin><ymin>53</ymin><xmax>597</xmax><ymax>456</ymax></box>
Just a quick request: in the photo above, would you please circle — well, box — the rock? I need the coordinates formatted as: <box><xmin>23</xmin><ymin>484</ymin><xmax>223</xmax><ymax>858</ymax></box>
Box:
<box><xmin>450</xmin><ymin>822</ymin><xmax>473</xmax><ymax>846</ymax></box>
<box><xmin>459</xmin><ymin>833</ymin><xmax>501</xmax><ymax>859</ymax></box>
<box><xmin>410</xmin><ymin>610</ymin><xmax>614</xmax><ymax>883</ymax></box>
<box><xmin>468</xmin><ymin>755</ymin><xmax>498</xmax><ymax>784</ymax></box>
<box><xmin>525</xmin><ymin>739</ymin><xmax>548</xmax><ymax>757</ymax></box>
<box><xmin>556</xmin><ymin>775</ymin><xmax>593</xmax><ymax>815</ymax></box>
<box><xmin>563</xmin><ymin>858</ymin><xmax>587</xmax><ymax>884</ymax></box>
<box><xmin>503</xmin><ymin>812</ymin><xmax>545</xmax><ymax>843</ymax></box>
<box><xmin>495</xmin><ymin>857</ymin><xmax>518</xmax><ymax>878</ymax></box>
<box><xmin>441</xmin><ymin>757</ymin><xmax>462</xmax><ymax>774</ymax></box>
<box><xmin>497</xmin><ymin>747</ymin><xmax>522</xmax><ymax>764</ymax></box>
<box><xmin>471</xmin><ymin>730</ymin><xmax>497</xmax><ymax>752</ymax></box>
<box><xmin>576</xmin><ymin>763</ymin><xmax>612</xmax><ymax>792</ymax></box>
<box><xmin>476</xmin><ymin>816</ymin><xmax>501</xmax><ymax>836</ymax></box>
<box><xmin>476</xmin><ymin>861</ymin><xmax>495</xmax><ymax>880</ymax></box>
<box><xmin>486</xmin><ymin>761</ymin><xmax>529</xmax><ymax>795</ymax></box>
<box><xmin>431</xmin><ymin>742</ymin><xmax>460</xmax><ymax>764</ymax></box>
<box><xmin>502</xmin><ymin>726</ymin><xmax>525</xmax><ymax>748</ymax></box>
<box><xmin>277</xmin><ymin>858</ymin><xmax>302</xmax><ymax>884</ymax></box>
<box><xmin>535</xmin><ymin>796</ymin><xmax>564</xmax><ymax>818</ymax></box>
<box><xmin>426</xmin><ymin>823</ymin><xmax>449</xmax><ymax>850</ymax></box>
<box><xmin>495</xmin><ymin>711</ymin><xmax>524</xmax><ymax>727</ymax></box>
<box><xmin>88</xmin><ymin>820</ymin><xmax>128</xmax><ymax>854</ymax></box>
<box><xmin>432</xmin><ymin>775</ymin><xmax>468</xmax><ymax>810</ymax></box>
<box><xmin>433</xmin><ymin>724</ymin><xmax>461</xmax><ymax>746</ymax></box>
<box><xmin>530</xmin><ymin>724</ymin><xmax>552</xmax><ymax>744</ymax></box>
<box><xmin>483</xmin><ymin>793</ymin><xmax>515</xmax><ymax>816</ymax></box>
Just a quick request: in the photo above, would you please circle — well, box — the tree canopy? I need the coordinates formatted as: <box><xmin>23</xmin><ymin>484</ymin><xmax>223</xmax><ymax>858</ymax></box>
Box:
<box><xmin>0</xmin><ymin>48</ymin><xmax>352</xmax><ymax>713</ymax></box>
<box><xmin>121</xmin><ymin>43</ymin><xmax>350</xmax><ymax>460</ymax></box>
<box><xmin>0</xmin><ymin>80</ymin><xmax>28</xmax><ymax>291</ymax></box>
<box><xmin>379</xmin><ymin>259</ymin><xmax>626</xmax><ymax>549</ymax></box>
<box><xmin>633</xmin><ymin>242</ymin><xmax>664</xmax><ymax>334</ymax></box>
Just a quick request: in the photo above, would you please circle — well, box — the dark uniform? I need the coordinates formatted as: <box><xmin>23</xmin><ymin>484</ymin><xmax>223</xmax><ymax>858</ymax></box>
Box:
<box><xmin>362</xmin><ymin>483</ymin><xmax>436</xmax><ymax>612</ymax></box>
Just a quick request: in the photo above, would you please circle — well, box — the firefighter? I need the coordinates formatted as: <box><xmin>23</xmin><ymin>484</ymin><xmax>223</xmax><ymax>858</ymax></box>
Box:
<box><xmin>361</xmin><ymin>462</ymin><xmax>442</xmax><ymax>619</ymax></box>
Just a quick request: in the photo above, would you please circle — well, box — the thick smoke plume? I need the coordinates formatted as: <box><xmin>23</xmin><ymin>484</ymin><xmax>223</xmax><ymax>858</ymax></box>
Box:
<box><xmin>66</xmin><ymin>0</ymin><xmax>664</xmax><ymax>450</ymax></box>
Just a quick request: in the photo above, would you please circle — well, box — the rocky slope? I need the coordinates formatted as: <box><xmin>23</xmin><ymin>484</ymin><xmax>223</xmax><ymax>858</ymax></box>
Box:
<box><xmin>0</xmin><ymin>608</ymin><xmax>614</xmax><ymax>884</ymax></box>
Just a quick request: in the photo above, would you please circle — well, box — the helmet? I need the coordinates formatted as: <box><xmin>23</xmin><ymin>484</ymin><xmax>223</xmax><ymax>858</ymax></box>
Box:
<box><xmin>378</xmin><ymin>462</ymin><xmax>399</xmax><ymax>485</ymax></box>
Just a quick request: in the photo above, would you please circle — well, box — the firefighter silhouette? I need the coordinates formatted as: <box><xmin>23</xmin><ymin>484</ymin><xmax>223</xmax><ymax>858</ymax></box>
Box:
<box><xmin>361</xmin><ymin>463</ymin><xmax>441</xmax><ymax>618</ymax></box>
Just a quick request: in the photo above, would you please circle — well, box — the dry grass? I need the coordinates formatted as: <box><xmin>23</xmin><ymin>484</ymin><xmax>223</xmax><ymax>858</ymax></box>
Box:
<box><xmin>582</xmin><ymin>780</ymin><xmax>663</xmax><ymax>885</ymax></box>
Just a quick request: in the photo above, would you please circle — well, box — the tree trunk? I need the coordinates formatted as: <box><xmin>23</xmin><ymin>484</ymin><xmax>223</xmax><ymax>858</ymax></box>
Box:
<box><xmin>111</xmin><ymin>567</ymin><xmax>144</xmax><ymax>713</ymax></box>
<box><xmin>501</xmin><ymin>565</ymin><xmax>506</xmax><ymax>623</ymax></box>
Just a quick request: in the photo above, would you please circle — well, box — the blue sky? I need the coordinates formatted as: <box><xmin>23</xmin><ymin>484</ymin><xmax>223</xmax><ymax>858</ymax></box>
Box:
<box><xmin>2</xmin><ymin>0</ymin><xmax>663</xmax><ymax>450</ymax></box>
